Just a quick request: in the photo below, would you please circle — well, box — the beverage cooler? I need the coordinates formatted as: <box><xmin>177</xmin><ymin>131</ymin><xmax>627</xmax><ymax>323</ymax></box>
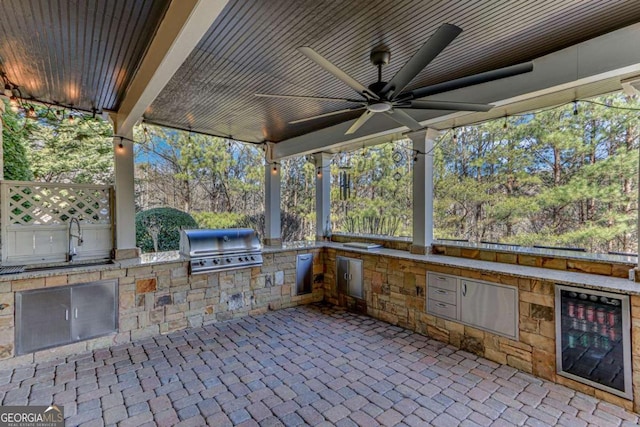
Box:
<box><xmin>555</xmin><ymin>285</ymin><xmax>632</xmax><ymax>399</ymax></box>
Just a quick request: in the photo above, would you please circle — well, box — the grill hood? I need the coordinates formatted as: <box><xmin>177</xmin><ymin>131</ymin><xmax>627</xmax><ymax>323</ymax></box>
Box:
<box><xmin>180</xmin><ymin>228</ymin><xmax>263</xmax><ymax>274</ymax></box>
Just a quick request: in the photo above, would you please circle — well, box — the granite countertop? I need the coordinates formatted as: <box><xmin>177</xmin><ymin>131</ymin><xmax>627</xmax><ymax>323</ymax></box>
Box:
<box><xmin>1</xmin><ymin>241</ymin><xmax>638</xmax><ymax>295</ymax></box>
<box><xmin>324</xmin><ymin>242</ymin><xmax>640</xmax><ymax>295</ymax></box>
<box><xmin>432</xmin><ymin>239</ymin><xmax>638</xmax><ymax>265</ymax></box>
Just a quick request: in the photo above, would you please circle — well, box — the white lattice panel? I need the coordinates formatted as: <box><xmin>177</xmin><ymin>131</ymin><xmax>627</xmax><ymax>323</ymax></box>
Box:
<box><xmin>3</xmin><ymin>181</ymin><xmax>112</xmax><ymax>225</ymax></box>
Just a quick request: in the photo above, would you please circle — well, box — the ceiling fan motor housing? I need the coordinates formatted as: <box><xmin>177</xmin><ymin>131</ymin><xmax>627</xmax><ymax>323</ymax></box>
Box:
<box><xmin>370</xmin><ymin>48</ymin><xmax>390</xmax><ymax>66</ymax></box>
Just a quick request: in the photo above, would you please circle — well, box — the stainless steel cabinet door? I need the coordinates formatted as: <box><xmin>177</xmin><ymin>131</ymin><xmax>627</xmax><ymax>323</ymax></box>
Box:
<box><xmin>71</xmin><ymin>280</ymin><xmax>117</xmax><ymax>341</ymax></box>
<box><xmin>460</xmin><ymin>279</ymin><xmax>518</xmax><ymax>339</ymax></box>
<box><xmin>348</xmin><ymin>259</ymin><xmax>363</xmax><ymax>299</ymax></box>
<box><xmin>16</xmin><ymin>287</ymin><xmax>71</xmax><ymax>355</ymax></box>
<box><xmin>337</xmin><ymin>256</ymin><xmax>349</xmax><ymax>294</ymax></box>
<box><xmin>296</xmin><ymin>254</ymin><xmax>313</xmax><ymax>295</ymax></box>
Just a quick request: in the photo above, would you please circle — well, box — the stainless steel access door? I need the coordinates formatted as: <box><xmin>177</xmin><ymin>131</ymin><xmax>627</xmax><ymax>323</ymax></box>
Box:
<box><xmin>337</xmin><ymin>256</ymin><xmax>363</xmax><ymax>299</ymax></box>
<box><xmin>296</xmin><ymin>254</ymin><xmax>313</xmax><ymax>295</ymax></box>
<box><xmin>347</xmin><ymin>258</ymin><xmax>363</xmax><ymax>299</ymax></box>
<box><xmin>71</xmin><ymin>280</ymin><xmax>117</xmax><ymax>341</ymax></box>
<box><xmin>337</xmin><ymin>256</ymin><xmax>349</xmax><ymax>294</ymax></box>
<box><xmin>460</xmin><ymin>279</ymin><xmax>518</xmax><ymax>339</ymax></box>
<box><xmin>16</xmin><ymin>287</ymin><xmax>71</xmax><ymax>354</ymax></box>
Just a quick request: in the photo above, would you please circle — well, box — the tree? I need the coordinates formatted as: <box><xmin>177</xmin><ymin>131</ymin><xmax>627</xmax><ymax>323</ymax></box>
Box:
<box><xmin>2</xmin><ymin>100</ymin><xmax>31</xmax><ymax>180</ymax></box>
<box><xmin>25</xmin><ymin>106</ymin><xmax>113</xmax><ymax>184</ymax></box>
<box><xmin>433</xmin><ymin>93</ymin><xmax>640</xmax><ymax>254</ymax></box>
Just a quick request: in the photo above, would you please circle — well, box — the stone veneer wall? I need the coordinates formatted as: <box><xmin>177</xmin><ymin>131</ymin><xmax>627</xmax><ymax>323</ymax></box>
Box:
<box><xmin>432</xmin><ymin>244</ymin><xmax>634</xmax><ymax>279</ymax></box>
<box><xmin>0</xmin><ymin>248</ymin><xmax>323</xmax><ymax>368</ymax></box>
<box><xmin>324</xmin><ymin>248</ymin><xmax>640</xmax><ymax>412</ymax></box>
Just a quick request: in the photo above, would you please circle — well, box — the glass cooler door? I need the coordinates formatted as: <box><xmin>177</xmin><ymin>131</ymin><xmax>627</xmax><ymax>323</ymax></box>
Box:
<box><xmin>555</xmin><ymin>285</ymin><xmax>632</xmax><ymax>399</ymax></box>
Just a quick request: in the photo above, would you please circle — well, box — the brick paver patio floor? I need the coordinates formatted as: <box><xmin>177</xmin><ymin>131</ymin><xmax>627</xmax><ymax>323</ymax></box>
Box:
<box><xmin>1</xmin><ymin>304</ymin><xmax>638</xmax><ymax>426</ymax></box>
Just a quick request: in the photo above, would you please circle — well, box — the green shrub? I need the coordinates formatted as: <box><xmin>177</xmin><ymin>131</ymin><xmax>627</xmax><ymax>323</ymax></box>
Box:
<box><xmin>135</xmin><ymin>207</ymin><xmax>198</xmax><ymax>253</ymax></box>
<box><xmin>192</xmin><ymin>211</ymin><xmax>243</xmax><ymax>229</ymax></box>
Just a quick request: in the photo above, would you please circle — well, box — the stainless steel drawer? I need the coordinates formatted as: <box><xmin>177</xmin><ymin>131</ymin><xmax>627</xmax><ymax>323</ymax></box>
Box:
<box><xmin>427</xmin><ymin>299</ymin><xmax>457</xmax><ymax>320</ymax></box>
<box><xmin>427</xmin><ymin>272</ymin><xmax>457</xmax><ymax>292</ymax></box>
<box><xmin>428</xmin><ymin>286</ymin><xmax>457</xmax><ymax>305</ymax></box>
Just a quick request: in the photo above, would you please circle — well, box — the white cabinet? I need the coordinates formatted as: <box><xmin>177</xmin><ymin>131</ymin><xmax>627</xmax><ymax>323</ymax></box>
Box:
<box><xmin>460</xmin><ymin>279</ymin><xmax>518</xmax><ymax>339</ymax></box>
<box><xmin>337</xmin><ymin>256</ymin><xmax>363</xmax><ymax>299</ymax></box>
<box><xmin>426</xmin><ymin>272</ymin><xmax>518</xmax><ymax>340</ymax></box>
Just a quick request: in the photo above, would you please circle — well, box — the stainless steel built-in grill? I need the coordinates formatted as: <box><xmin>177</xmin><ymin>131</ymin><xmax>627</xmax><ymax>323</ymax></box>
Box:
<box><xmin>179</xmin><ymin>229</ymin><xmax>263</xmax><ymax>274</ymax></box>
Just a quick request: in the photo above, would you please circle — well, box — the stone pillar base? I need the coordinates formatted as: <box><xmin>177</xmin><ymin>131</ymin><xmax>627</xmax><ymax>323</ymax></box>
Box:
<box><xmin>113</xmin><ymin>247</ymin><xmax>141</xmax><ymax>260</ymax></box>
<box><xmin>410</xmin><ymin>244</ymin><xmax>431</xmax><ymax>255</ymax></box>
<box><xmin>264</xmin><ymin>238</ymin><xmax>282</xmax><ymax>247</ymax></box>
<box><xmin>630</xmin><ymin>267</ymin><xmax>640</xmax><ymax>282</ymax></box>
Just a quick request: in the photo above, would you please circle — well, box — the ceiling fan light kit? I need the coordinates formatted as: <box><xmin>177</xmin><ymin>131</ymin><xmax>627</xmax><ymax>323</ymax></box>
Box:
<box><xmin>256</xmin><ymin>23</ymin><xmax>534</xmax><ymax>135</ymax></box>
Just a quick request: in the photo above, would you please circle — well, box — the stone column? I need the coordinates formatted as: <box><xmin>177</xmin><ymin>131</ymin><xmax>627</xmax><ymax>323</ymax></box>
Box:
<box><xmin>410</xmin><ymin>128</ymin><xmax>440</xmax><ymax>255</ymax></box>
<box><xmin>315</xmin><ymin>153</ymin><xmax>332</xmax><ymax>241</ymax></box>
<box><xmin>264</xmin><ymin>159</ymin><xmax>282</xmax><ymax>246</ymax></box>
<box><xmin>0</xmin><ymin>100</ymin><xmax>4</xmax><ymax>180</ymax></box>
<box><xmin>635</xmin><ymin>147</ymin><xmax>640</xmax><ymax>280</ymax></box>
<box><xmin>112</xmin><ymin>121</ymin><xmax>139</xmax><ymax>260</ymax></box>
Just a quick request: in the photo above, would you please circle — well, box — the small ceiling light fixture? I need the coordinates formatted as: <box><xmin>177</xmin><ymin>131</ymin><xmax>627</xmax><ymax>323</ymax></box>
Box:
<box><xmin>452</xmin><ymin>127</ymin><xmax>457</xmax><ymax>142</ymax></box>
<box><xmin>503</xmin><ymin>115</ymin><xmax>508</xmax><ymax>129</ymax></box>
<box><xmin>573</xmin><ymin>101</ymin><xmax>579</xmax><ymax>116</ymax></box>
<box><xmin>68</xmin><ymin>114</ymin><xmax>74</xmax><ymax>124</ymax></box>
<box><xmin>27</xmin><ymin>105</ymin><xmax>36</xmax><ymax>118</ymax></box>
<box><xmin>118</xmin><ymin>137</ymin><xmax>124</xmax><ymax>150</ymax></box>
<box><xmin>317</xmin><ymin>167</ymin><xmax>322</xmax><ymax>178</ymax></box>
<box><xmin>9</xmin><ymin>95</ymin><xmax>19</xmax><ymax>112</ymax></box>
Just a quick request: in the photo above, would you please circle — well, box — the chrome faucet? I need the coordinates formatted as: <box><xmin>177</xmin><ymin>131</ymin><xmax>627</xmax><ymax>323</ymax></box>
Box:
<box><xmin>67</xmin><ymin>217</ymin><xmax>83</xmax><ymax>262</ymax></box>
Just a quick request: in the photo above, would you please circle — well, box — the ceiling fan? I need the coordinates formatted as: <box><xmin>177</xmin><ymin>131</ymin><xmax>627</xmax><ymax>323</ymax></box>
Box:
<box><xmin>256</xmin><ymin>24</ymin><xmax>533</xmax><ymax>135</ymax></box>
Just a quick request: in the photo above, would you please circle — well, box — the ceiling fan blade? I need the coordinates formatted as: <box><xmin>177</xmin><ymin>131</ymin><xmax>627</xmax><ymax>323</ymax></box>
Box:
<box><xmin>298</xmin><ymin>47</ymin><xmax>377</xmax><ymax>99</ymax></box>
<box><xmin>404</xmin><ymin>100</ymin><xmax>493</xmax><ymax>112</ymax></box>
<box><xmin>381</xmin><ymin>23</ymin><xmax>462</xmax><ymax>99</ymax></box>
<box><xmin>405</xmin><ymin>62</ymin><xmax>534</xmax><ymax>100</ymax></box>
<box><xmin>346</xmin><ymin>110</ymin><xmax>375</xmax><ymax>134</ymax></box>
<box><xmin>255</xmin><ymin>93</ymin><xmax>364</xmax><ymax>103</ymax></box>
<box><xmin>385</xmin><ymin>109</ymin><xmax>423</xmax><ymax>132</ymax></box>
<box><xmin>290</xmin><ymin>107</ymin><xmax>365</xmax><ymax>124</ymax></box>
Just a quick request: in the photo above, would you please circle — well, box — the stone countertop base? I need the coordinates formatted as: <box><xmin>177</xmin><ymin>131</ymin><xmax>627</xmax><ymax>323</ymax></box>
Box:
<box><xmin>0</xmin><ymin>241</ymin><xmax>637</xmax><ymax>295</ymax></box>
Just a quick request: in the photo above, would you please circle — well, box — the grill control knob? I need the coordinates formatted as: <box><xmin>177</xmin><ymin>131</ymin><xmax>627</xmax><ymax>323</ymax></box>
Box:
<box><xmin>198</xmin><ymin>260</ymin><xmax>205</xmax><ymax>266</ymax></box>
<box><xmin>213</xmin><ymin>259</ymin><xmax>219</xmax><ymax>265</ymax></box>
<box><xmin>250</xmin><ymin>256</ymin><xmax>255</xmax><ymax>261</ymax></box>
<box><xmin>226</xmin><ymin>258</ymin><xmax>231</xmax><ymax>263</ymax></box>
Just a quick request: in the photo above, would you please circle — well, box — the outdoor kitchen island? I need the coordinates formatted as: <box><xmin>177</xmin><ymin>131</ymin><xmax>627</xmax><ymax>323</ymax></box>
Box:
<box><xmin>2</xmin><ymin>241</ymin><xmax>640</xmax><ymax>413</ymax></box>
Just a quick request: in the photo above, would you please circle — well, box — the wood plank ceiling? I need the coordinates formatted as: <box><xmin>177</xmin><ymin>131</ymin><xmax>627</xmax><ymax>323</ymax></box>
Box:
<box><xmin>145</xmin><ymin>0</ymin><xmax>640</xmax><ymax>143</ymax></box>
<box><xmin>0</xmin><ymin>0</ymin><xmax>170</xmax><ymax>113</ymax></box>
<box><xmin>1</xmin><ymin>1</ymin><xmax>640</xmax><ymax>143</ymax></box>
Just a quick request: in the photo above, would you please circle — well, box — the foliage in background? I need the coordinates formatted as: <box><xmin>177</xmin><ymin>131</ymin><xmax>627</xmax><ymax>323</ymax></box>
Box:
<box><xmin>1</xmin><ymin>100</ymin><xmax>32</xmax><ymax>180</ymax></box>
<box><xmin>135</xmin><ymin>207</ymin><xmax>197</xmax><ymax>253</ymax></box>
<box><xmin>192</xmin><ymin>211</ymin><xmax>244</xmax><ymax>229</ymax></box>
<box><xmin>28</xmin><ymin>106</ymin><xmax>113</xmax><ymax>183</ymax></box>
<box><xmin>134</xmin><ymin>126</ymin><xmax>263</xmax><ymax>213</ymax></box>
<box><xmin>331</xmin><ymin>140</ymin><xmax>413</xmax><ymax>237</ymax></box>
<box><xmin>238</xmin><ymin>211</ymin><xmax>305</xmax><ymax>242</ymax></box>
<box><xmin>434</xmin><ymin>94</ymin><xmax>639</xmax><ymax>253</ymax></box>
<box><xmin>7</xmin><ymin>91</ymin><xmax>634</xmax><ymax>253</ymax></box>
<box><xmin>2</xmin><ymin>102</ymin><xmax>113</xmax><ymax>183</ymax></box>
